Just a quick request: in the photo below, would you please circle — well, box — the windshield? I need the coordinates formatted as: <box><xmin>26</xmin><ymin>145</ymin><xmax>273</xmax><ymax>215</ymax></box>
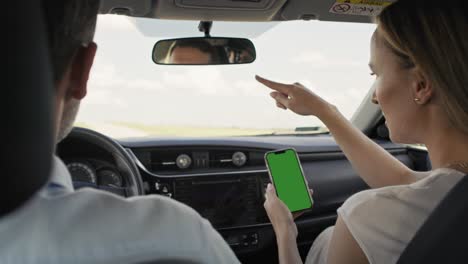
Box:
<box><xmin>76</xmin><ymin>15</ymin><xmax>376</xmax><ymax>138</ymax></box>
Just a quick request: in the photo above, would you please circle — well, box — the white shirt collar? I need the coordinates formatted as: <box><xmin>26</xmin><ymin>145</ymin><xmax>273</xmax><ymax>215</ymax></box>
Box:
<box><xmin>47</xmin><ymin>156</ymin><xmax>74</xmax><ymax>192</ymax></box>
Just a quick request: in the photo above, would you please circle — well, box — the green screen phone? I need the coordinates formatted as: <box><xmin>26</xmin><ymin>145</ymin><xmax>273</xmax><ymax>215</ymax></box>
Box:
<box><xmin>264</xmin><ymin>148</ymin><xmax>313</xmax><ymax>213</ymax></box>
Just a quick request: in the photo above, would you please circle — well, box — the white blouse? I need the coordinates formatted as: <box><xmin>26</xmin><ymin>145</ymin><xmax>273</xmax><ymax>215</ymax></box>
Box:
<box><xmin>306</xmin><ymin>168</ymin><xmax>466</xmax><ymax>264</ymax></box>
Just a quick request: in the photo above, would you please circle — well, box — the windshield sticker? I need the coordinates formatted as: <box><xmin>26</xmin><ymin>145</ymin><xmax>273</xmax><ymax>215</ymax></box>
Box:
<box><xmin>329</xmin><ymin>0</ymin><xmax>395</xmax><ymax>16</ymax></box>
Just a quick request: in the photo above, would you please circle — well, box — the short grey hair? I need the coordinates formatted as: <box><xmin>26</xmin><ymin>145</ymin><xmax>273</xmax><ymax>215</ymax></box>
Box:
<box><xmin>42</xmin><ymin>0</ymin><xmax>100</xmax><ymax>82</ymax></box>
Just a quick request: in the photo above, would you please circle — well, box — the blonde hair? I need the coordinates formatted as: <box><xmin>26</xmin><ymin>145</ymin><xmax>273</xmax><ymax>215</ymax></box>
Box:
<box><xmin>376</xmin><ymin>0</ymin><xmax>468</xmax><ymax>133</ymax></box>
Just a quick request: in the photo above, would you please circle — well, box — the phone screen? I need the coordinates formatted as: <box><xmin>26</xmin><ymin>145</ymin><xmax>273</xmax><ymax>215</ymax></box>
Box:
<box><xmin>265</xmin><ymin>148</ymin><xmax>312</xmax><ymax>212</ymax></box>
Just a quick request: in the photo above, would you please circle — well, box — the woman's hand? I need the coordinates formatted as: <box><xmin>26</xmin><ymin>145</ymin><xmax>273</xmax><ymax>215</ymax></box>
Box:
<box><xmin>255</xmin><ymin>75</ymin><xmax>336</xmax><ymax>118</ymax></box>
<box><xmin>263</xmin><ymin>183</ymin><xmax>313</xmax><ymax>239</ymax></box>
<box><xmin>264</xmin><ymin>183</ymin><xmax>313</xmax><ymax>264</ymax></box>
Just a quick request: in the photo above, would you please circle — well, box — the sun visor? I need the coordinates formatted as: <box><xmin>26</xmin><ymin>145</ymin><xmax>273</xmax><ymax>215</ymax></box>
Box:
<box><xmin>100</xmin><ymin>0</ymin><xmax>287</xmax><ymax>21</ymax></box>
<box><xmin>156</xmin><ymin>0</ymin><xmax>287</xmax><ymax>21</ymax></box>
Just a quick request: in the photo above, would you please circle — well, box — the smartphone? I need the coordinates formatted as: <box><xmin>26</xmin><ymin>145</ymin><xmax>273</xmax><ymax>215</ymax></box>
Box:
<box><xmin>264</xmin><ymin>148</ymin><xmax>313</xmax><ymax>213</ymax></box>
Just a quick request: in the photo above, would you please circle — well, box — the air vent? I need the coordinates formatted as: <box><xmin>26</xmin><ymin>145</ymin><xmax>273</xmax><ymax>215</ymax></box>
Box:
<box><xmin>148</xmin><ymin>149</ymin><xmax>210</xmax><ymax>173</ymax></box>
<box><xmin>249</xmin><ymin>151</ymin><xmax>266</xmax><ymax>166</ymax></box>
<box><xmin>133</xmin><ymin>148</ymin><xmax>269</xmax><ymax>174</ymax></box>
<box><xmin>209</xmin><ymin>150</ymin><xmax>249</xmax><ymax>168</ymax></box>
<box><xmin>150</xmin><ymin>150</ymin><xmax>181</xmax><ymax>171</ymax></box>
<box><xmin>210</xmin><ymin>150</ymin><xmax>235</xmax><ymax>168</ymax></box>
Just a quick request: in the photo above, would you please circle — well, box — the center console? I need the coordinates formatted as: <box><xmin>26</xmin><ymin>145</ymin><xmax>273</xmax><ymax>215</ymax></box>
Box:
<box><xmin>144</xmin><ymin>171</ymin><xmax>271</xmax><ymax>251</ymax></box>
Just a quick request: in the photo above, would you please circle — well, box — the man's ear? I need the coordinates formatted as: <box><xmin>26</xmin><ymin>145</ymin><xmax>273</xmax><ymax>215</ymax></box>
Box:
<box><xmin>412</xmin><ymin>68</ymin><xmax>433</xmax><ymax>104</ymax></box>
<box><xmin>68</xmin><ymin>42</ymin><xmax>97</xmax><ymax>100</ymax></box>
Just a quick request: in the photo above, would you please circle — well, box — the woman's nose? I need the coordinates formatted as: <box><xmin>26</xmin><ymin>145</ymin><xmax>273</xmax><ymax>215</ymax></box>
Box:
<box><xmin>371</xmin><ymin>90</ymin><xmax>379</xmax><ymax>105</ymax></box>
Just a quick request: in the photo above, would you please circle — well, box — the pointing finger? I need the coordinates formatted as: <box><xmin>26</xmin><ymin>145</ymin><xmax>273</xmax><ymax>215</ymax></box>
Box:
<box><xmin>256</xmin><ymin>75</ymin><xmax>292</xmax><ymax>94</ymax></box>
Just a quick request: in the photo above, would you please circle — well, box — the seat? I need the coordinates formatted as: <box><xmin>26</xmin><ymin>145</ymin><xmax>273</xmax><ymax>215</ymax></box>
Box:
<box><xmin>397</xmin><ymin>174</ymin><xmax>468</xmax><ymax>264</ymax></box>
<box><xmin>2</xmin><ymin>1</ymin><xmax>54</xmax><ymax>216</ymax></box>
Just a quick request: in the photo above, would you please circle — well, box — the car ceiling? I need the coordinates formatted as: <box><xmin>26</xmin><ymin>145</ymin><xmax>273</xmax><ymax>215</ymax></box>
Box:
<box><xmin>99</xmin><ymin>0</ymin><xmax>393</xmax><ymax>23</ymax></box>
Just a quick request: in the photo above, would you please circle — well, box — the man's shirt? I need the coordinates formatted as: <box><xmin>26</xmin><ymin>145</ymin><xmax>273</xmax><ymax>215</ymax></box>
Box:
<box><xmin>0</xmin><ymin>156</ymin><xmax>240</xmax><ymax>264</ymax></box>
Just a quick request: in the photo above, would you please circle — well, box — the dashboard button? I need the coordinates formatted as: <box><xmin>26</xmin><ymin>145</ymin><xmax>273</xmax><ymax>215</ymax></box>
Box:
<box><xmin>176</xmin><ymin>154</ymin><xmax>192</xmax><ymax>169</ymax></box>
<box><xmin>232</xmin><ymin>152</ymin><xmax>247</xmax><ymax>167</ymax></box>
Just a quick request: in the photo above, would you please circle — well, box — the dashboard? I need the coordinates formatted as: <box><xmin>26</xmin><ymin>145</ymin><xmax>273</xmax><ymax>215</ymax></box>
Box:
<box><xmin>63</xmin><ymin>157</ymin><xmax>126</xmax><ymax>195</ymax></box>
<box><xmin>57</xmin><ymin>128</ymin><xmax>142</xmax><ymax>197</ymax></box>
<box><xmin>57</xmin><ymin>128</ymin><xmax>430</xmax><ymax>263</ymax></box>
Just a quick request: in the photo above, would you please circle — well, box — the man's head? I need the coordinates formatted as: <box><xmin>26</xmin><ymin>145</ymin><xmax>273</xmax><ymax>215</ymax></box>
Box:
<box><xmin>42</xmin><ymin>0</ymin><xmax>100</xmax><ymax>142</ymax></box>
<box><xmin>166</xmin><ymin>39</ymin><xmax>228</xmax><ymax>65</ymax></box>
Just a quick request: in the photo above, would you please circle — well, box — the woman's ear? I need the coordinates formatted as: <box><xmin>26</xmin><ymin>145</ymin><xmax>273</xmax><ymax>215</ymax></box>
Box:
<box><xmin>68</xmin><ymin>42</ymin><xmax>97</xmax><ymax>100</ymax></box>
<box><xmin>412</xmin><ymin>68</ymin><xmax>433</xmax><ymax>105</ymax></box>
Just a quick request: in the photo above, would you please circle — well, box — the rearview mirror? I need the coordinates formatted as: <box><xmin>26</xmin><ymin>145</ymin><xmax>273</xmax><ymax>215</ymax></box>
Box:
<box><xmin>152</xmin><ymin>37</ymin><xmax>256</xmax><ymax>65</ymax></box>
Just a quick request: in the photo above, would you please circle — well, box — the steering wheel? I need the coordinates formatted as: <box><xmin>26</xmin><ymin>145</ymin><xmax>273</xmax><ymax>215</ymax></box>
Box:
<box><xmin>62</xmin><ymin>127</ymin><xmax>144</xmax><ymax>196</ymax></box>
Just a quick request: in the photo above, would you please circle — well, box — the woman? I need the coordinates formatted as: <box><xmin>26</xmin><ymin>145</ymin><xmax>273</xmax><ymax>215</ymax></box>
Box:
<box><xmin>257</xmin><ymin>1</ymin><xmax>467</xmax><ymax>263</ymax></box>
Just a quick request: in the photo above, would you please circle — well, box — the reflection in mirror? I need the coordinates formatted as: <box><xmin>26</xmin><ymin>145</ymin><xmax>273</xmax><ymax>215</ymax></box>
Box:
<box><xmin>153</xmin><ymin>37</ymin><xmax>256</xmax><ymax>65</ymax></box>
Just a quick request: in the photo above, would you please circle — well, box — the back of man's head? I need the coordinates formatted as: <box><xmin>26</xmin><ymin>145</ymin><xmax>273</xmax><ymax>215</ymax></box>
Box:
<box><xmin>42</xmin><ymin>0</ymin><xmax>100</xmax><ymax>83</ymax></box>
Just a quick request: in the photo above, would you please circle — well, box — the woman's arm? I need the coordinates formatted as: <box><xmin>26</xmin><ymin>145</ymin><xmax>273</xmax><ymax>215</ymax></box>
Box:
<box><xmin>264</xmin><ymin>184</ymin><xmax>304</xmax><ymax>264</ymax></box>
<box><xmin>327</xmin><ymin>216</ymin><xmax>368</xmax><ymax>264</ymax></box>
<box><xmin>277</xmin><ymin>230</ymin><xmax>303</xmax><ymax>264</ymax></box>
<box><xmin>320</xmin><ymin>107</ymin><xmax>415</xmax><ymax>188</ymax></box>
<box><xmin>256</xmin><ymin>75</ymin><xmax>417</xmax><ymax>188</ymax></box>
<box><xmin>264</xmin><ymin>182</ymin><xmax>369</xmax><ymax>264</ymax></box>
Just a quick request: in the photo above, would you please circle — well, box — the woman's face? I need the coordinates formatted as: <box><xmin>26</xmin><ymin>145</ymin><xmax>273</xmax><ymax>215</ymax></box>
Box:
<box><xmin>370</xmin><ymin>30</ymin><xmax>421</xmax><ymax>144</ymax></box>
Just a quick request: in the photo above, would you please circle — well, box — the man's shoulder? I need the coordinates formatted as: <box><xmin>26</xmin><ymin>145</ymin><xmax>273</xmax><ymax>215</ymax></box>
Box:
<box><xmin>33</xmin><ymin>189</ymin><xmax>213</xmax><ymax>254</ymax></box>
<box><xmin>2</xmin><ymin>188</ymin><xmax>239</xmax><ymax>263</ymax></box>
<box><xmin>60</xmin><ymin>187</ymin><xmax>204</xmax><ymax>223</ymax></box>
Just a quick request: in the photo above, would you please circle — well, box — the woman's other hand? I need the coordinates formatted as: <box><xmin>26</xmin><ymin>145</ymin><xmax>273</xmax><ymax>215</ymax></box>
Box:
<box><xmin>255</xmin><ymin>75</ymin><xmax>336</xmax><ymax>118</ymax></box>
<box><xmin>263</xmin><ymin>183</ymin><xmax>313</xmax><ymax>239</ymax></box>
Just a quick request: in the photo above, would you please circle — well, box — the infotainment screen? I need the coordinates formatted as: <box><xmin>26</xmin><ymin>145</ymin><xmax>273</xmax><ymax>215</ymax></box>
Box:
<box><xmin>174</xmin><ymin>175</ymin><xmax>262</xmax><ymax>228</ymax></box>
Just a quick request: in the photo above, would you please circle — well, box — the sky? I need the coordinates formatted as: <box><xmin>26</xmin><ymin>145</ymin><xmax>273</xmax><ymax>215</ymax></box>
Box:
<box><xmin>77</xmin><ymin>15</ymin><xmax>377</xmax><ymax>133</ymax></box>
